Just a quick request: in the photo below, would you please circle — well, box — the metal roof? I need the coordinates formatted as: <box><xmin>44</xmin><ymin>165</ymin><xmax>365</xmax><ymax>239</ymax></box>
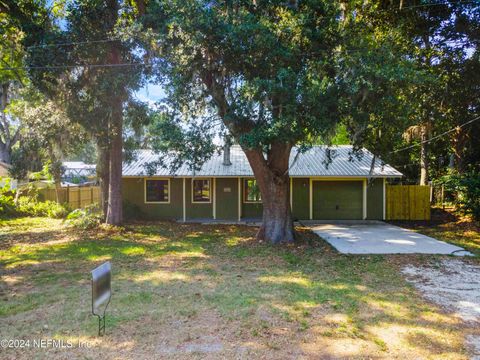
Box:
<box><xmin>122</xmin><ymin>145</ymin><xmax>403</xmax><ymax>178</ymax></box>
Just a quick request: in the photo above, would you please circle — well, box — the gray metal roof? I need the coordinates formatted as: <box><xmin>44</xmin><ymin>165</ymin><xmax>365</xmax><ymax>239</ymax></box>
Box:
<box><xmin>123</xmin><ymin>145</ymin><xmax>403</xmax><ymax>178</ymax></box>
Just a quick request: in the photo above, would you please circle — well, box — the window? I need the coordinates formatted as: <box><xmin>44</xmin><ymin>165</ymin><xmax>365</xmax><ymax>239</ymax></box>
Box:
<box><xmin>244</xmin><ymin>179</ymin><xmax>261</xmax><ymax>202</ymax></box>
<box><xmin>192</xmin><ymin>179</ymin><xmax>211</xmax><ymax>203</ymax></box>
<box><xmin>145</xmin><ymin>179</ymin><xmax>169</xmax><ymax>203</ymax></box>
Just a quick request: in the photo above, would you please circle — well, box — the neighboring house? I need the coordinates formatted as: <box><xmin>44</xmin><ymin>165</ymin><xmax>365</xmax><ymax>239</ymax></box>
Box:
<box><xmin>0</xmin><ymin>161</ymin><xmax>10</xmax><ymax>177</ymax></box>
<box><xmin>0</xmin><ymin>161</ymin><xmax>17</xmax><ymax>190</ymax></box>
<box><xmin>122</xmin><ymin>145</ymin><xmax>403</xmax><ymax>221</ymax></box>
<box><xmin>62</xmin><ymin>161</ymin><xmax>96</xmax><ymax>184</ymax></box>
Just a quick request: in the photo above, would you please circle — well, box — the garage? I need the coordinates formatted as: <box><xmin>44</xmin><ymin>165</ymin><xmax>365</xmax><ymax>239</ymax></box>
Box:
<box><xmin>312</xmin><ymin>180</ymin><xmax>364</xmax><ymax>220</ymax></box>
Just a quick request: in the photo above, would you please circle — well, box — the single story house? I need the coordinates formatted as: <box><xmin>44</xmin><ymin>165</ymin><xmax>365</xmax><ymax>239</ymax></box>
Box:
<box><xmin>62</xmin><ymin>161</ymin><xmax>96</xmax><ymax>184</ymax></box>
<box><xmin>122</xmin><ymin>145</ymin><xmax>402</xmax><ymax>221</ymax></box>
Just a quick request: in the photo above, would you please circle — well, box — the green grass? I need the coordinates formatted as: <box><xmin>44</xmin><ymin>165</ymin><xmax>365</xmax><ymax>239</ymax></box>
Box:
<box><xmin>0</xmin><ymin>216</ymin><xmax>474</xmax><ymax>359</ymax></box>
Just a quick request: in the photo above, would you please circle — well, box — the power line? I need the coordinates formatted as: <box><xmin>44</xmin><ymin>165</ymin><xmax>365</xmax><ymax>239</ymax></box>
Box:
<box><xmin>399</xmin><ymin>0</ymin><xmax>479</xmax><ymax>9</ymax></box>
<box><xmin>12</xmin><ymin>0</ymin><xmax>477</xmax><ymax>52</ymax></box>
<box><xmin>25</xmin><ymin>38</ymin><xmax>122</xmax><ymax>50</ymax></box>
<box><xmin>0</xmin><ymin>62</ymin><xmax>151</xmax><ymax>71</ymax></box>
<box><xmin>390</xmin><ymin>114</ymin><xmax>480</xmax><ymax>154</ymax></box>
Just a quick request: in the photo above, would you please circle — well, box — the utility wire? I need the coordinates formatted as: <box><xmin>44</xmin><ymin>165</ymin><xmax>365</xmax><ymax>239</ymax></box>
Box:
<box><xmin>0</xmin><ymin>63</ymin><xmax>151</xmax><ymax>71</ymax></box>
<box><xmin>25</xmin><ymin>38</ymin><xmax>122</xmax><ymax>50</ymax></box>
<box><xmin>10</xmin><ymin>0</ymin><xmax>478</xmax><ymax>52</ymax></box>
<box><xmin>390</xmin><ymin>114</ymin><xmax>480</xmax><ymax>154</ymax></box>
<box><xmin>398</xmin><ymin>0</ymin><xmax>479</xmax><ymax>9</ymax></box>
<box><xmin>2</xmin><ymin>38</ymin><xmax>476</xmax><ymax>71</ymax></box>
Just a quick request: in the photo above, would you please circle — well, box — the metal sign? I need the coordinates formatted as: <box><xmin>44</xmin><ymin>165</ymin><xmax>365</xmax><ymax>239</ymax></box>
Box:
<box><xmin>91</xmin><ymin>262</ymin><xmax>111</xmax><ymax>336</ymax></box>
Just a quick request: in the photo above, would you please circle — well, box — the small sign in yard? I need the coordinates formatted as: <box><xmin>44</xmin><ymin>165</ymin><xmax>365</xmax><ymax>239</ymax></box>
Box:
<box><xmin>91</xmin><ymin>262</ymin><xmax>112</xmax><ymax>336</ymax></box>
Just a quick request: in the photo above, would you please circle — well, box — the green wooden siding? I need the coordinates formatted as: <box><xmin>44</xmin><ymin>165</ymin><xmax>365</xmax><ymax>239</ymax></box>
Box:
<box><xmin>292</xmin><ymin>178</ymin><xmax>309</xmax><ymax>220</ymax></box>
<box><xmin>367</xmin><ymin>178</ymin><xmax>384</xmax><ymax>220</ymax></box>
<box><xmin>215</xmin><ymin>178</ymin><xmax>239</xmax><ymax>220</ymax></box>
<box><xmin>313</xmin><ymin>181</ymin><xmax>363</xmax><ymax>220</ymax></box>
<box><xmin>122</xmin><ymin>177</ymin><xmax>183</xmax><ymax>220</ymax></box>
<box><xmin>123</xmin><ymin>176</ymin><xmax>386</xmax><ymax>221</ymax></box>
<box><xmin>185</xmin><ymin>178</ymin><xmax>213</xmax><ymax>219</ymax></box>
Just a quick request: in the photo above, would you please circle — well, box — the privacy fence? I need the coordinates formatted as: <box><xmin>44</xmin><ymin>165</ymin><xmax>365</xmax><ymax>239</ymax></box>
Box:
<box><xmin>386</xmin><ymin>185</ymin><xmax>431</xmax><ymax>221</ymax></box>
<box><xmin>38</xmin><ymin>185</ymin><xmax>100</xmax><ymax>209</ymax></box>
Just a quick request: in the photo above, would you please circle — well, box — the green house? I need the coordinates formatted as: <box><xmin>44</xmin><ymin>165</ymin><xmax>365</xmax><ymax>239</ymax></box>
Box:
<box><xmin>122</xmin><ymin>145</ymin><xmax>402</xmax><ymax>222</ymax></box>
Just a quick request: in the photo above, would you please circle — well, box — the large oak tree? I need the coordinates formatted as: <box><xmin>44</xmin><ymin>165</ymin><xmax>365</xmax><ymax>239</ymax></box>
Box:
<box><xmin>140</xmin><ymin>0</ymin><xmax>416</xmax><ymax>243</ymax></box>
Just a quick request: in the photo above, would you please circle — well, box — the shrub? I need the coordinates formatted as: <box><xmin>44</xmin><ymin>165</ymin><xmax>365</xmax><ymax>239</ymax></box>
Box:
<box><xmin>437</xmin><ymin>171</ymin><xmax>480</xmax><ymax>221</ymax></box>
<box><xmin>123</xmin><ymin>200</ymin><xmax>144</xmax><ymax>220</ymax></box>
<box><xmin>0</xmin><ymin>178</ymin><xmax>17</xmax><ymax>217</ymax></box>
<box><xmin>16</xmin><ymin>196</ymin><xmax>70</xmax><ymax>219</ymax></box>
<box><xmin>66</xmin><ymin>203</ymin><xmax>103</xmax><ymax>229</ymax></box>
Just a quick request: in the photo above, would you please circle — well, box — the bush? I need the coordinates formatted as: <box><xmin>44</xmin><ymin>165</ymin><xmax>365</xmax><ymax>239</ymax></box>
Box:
<box><xmin>437</xmin><ymin>171</ymin><xmax>480</xmax><ymax>221</ymax></box>
<box><xmin>0</xmin><ymin>178</ymin><xmax>17</xmax><ymax>217</ymax></box>
<box><xmin>66</xmin><ymin>203</ymin><xmax>103</xmax><ymax>229</ymax></box>
<box><xmin>123</xmin><ymin>200</ymin><xmax>144</xmax><ymax>220</ymax></box>
<box><xmin>16</xmin><ymin>196</ymin><xmax>70</xmax><ymax>218</ymax></box>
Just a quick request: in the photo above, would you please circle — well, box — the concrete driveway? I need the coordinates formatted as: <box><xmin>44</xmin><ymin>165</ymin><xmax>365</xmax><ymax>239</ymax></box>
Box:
<box><xmin>301</xmin><ymin>221</ymin><xmax>472</xmax><ymax>255</ymax></box>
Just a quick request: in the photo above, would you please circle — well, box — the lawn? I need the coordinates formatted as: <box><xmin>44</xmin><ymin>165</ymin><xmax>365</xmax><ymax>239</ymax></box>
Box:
<box><xmin>391</xmin><ymin>207</ymin><xmax>480</xmax><ymax>257</ymax></box>
<box><xmin>0</xmin><ymin>216</ymin><xmax>476</xmax><ymax>359</ymax></box>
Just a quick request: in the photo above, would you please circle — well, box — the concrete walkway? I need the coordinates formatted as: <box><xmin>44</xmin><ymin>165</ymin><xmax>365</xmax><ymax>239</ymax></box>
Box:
<box><xmin>301</xmin><ymin>221</ymin><xmax>472</xmax><ymax>255</ymax></box>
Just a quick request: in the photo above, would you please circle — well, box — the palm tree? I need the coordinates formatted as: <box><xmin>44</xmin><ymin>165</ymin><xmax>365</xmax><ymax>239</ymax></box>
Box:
<box><xmin>403</xmin><ymin>123</ymin><xmax>431</xmax><ymax>185</ymax></box>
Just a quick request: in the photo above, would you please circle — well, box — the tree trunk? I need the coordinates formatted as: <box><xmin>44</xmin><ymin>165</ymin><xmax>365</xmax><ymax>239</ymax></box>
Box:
<box><xmin>257</xmin><ymin>175</ymin><xmax>295</xmax><ymax>243</ymax></box>
<box><xmin>453</xmin><ymin>126</ymin><xmax>467</xmax><ymax>173</ymax></box>
<box><xmin>96</xmin><ymin>142</ymin><xmax>110</xmax><ymax>219</ymax></box>
<box><xmin>103</xmin><ymin>2</ymin><xmax>123</xmax><ymax>225</ymax></box>
<box><xmin>0</xmin><ymin>145</ymin><xmax>10</xmax><ymax>164</ymax></box>
<box><xmin>105</xmin><ymin>100</ymin><xmax>123</xmax><ymax>225</ymax></box>
<box><xmin>0</xmin><ymin>83</ymin><xmax>12</xmax><ymax>164</ymax></box>
<box><xmin>419</xmin><ymin>127</ymin><xmax>428</xmax><ymax>185</ymax></box>
<box><xmin>243</xmin><ymin>144</ymin><xmax>295</xmax><ymax>244</ymax></box>
<box><xmin>54</xmin><ymin>180</ymin><xmax>62</xmax><ymax>203</ymax></box>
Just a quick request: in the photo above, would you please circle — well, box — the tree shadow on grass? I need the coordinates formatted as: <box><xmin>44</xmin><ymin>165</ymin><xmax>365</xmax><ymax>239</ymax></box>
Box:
<box><xmin>0</xmin><ymin>219</ymin><xmax>471</xmax><ymax>358</ymax></box>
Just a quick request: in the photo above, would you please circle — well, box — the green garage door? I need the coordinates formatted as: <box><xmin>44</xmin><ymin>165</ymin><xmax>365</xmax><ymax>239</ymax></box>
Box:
<box><xmin>313</xmin><ymin>181</ymin><xmax>363</xmax><ymax>220</ymax></box>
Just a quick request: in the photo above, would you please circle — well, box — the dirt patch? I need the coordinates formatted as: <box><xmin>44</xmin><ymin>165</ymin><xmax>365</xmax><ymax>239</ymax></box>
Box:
<box><xmin>402</xmin><ymin>259</ymin><xmax>480</xmax><ymax>322</ymax></box>
<box><xmin>402</xmin><ymin>258</ymin><xmax>480</xmax><ymax>359</ymax></box>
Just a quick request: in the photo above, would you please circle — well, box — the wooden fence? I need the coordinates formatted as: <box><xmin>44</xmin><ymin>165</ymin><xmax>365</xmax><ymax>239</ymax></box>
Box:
<box><xmin>38</xmin><ymin>185</ymin><xmax>100</xmax><ymax>209</ymax></box>
<box><xmin>386</xmin><ymin>185</ymin><xmax>431</xmax><ymax>221</ymax></box>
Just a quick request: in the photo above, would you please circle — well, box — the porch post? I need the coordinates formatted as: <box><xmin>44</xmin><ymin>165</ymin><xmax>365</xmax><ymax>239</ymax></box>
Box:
<box><xmin>213</xmin><ymin>177</ymin><xmax>216</xmax><ymax>219</ymax></box>
<box><xmin>363</xmin><ymin>179</ymin><xmax>367</xmax><ymax>220</ymax></box>
<box><xmin>182</xmin><ymin>178</ymin><xmax>186</xmax><ymax>222</ymax></box>
<box><xmin>237</xmin><ymin>177</ymin><xmax>241</xmax><ymax>222</ymax></box>
<box><xmin>383</xmin><ymin>178</ymin><xmax>386</xmax><ymax>220</ymax></box>
<box><xmin>309</xmin><ymin>178</ymin><xmax>313</xmax><ymax>220</ymax></box>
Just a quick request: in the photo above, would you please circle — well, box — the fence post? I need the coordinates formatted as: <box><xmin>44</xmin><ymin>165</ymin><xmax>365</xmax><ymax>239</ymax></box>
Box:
<box><xmin>91</xmin><ymin>186</ymin><xmax>94</xmax><ymax>206</ymax></box>
<box><xmin>67</xmin><ymin>185</ymin><xmax>70</xmax><ymax>204</ymax></box>
<box><xmin>78</xmin><ymin>186</ymin><xmax>82</xmax><ymax>208</ymax></box>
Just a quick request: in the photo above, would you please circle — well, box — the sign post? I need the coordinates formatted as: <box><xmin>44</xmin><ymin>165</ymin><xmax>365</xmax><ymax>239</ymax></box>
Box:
<box><xmin>91</xmin><ymin>262</ymin><xmax>112</xmax><ymax>336</ymax></box>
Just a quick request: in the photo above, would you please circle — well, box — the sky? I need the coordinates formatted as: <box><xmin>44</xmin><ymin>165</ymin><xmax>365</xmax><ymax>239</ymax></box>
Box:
<box><xmin>134</xmin><ymin>84</ymin><xmax>165</xmax><ymax>107</ymax></box>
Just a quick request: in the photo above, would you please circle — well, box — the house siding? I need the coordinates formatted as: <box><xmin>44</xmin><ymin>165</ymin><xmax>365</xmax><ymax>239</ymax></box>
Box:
<box><xmin>240</xmin><ymin>177</ymin><xmax>263</xmax><ymax>219</ymax></box>
<box><xmin>122</xmin><ymin>176</ymin><xmax>387</xmax><ymax>222</ymax></box>
<box><xmin>367</xmin><ymin>178</ymin><xmax>384</xmax><ymax>220</ymax></box>
<box><xmin>215</xmin><ymin>178</ymin><xmax>239</xmax><ymax>220</ymax></box>
<box><xmin>185</xmin><ymin>178</ymin><xmax>213</xmax><ymax>219</ymax></box>
<box><xmin>292</xmin><ymin>178</ymin><xmax>309</xmax><ymax>220</ymax></box>
<box><xmin>122</xmin><ymin>177</ymin><xmax>183</xmax><ymax>220</ymax></box>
